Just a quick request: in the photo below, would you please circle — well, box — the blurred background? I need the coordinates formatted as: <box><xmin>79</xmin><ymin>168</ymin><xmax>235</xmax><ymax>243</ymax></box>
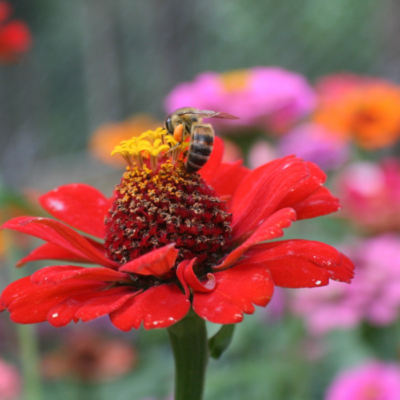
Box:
<box><xmin>2</xmin><ymin>0</ymin><xmax>400</xmax><ymax>399</ymax></box>
<box><xmin>2</xmin><ymin>0</ymin><xmax>398</xmax><ymax>189</ymax></box>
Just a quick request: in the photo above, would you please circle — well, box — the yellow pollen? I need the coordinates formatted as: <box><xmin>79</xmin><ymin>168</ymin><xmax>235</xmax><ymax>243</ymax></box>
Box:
<box><xmin>110</xmin><ymin>127</ymin><xmax>188</xmax><ymax>171</ymax></box>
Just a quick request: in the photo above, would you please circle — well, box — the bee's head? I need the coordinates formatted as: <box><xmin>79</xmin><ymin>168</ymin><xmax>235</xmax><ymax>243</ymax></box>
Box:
<box><xmin>164</xmin><ymin>115</ymin><xmax>174</xmax><ymax>134</ymax></box>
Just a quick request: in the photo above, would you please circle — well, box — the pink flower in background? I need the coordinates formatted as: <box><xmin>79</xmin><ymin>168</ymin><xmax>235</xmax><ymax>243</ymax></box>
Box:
<box><xmin>165</xmin><ymin>67</ymin><xmax>316</xmax><ymax>133</ymax></box>
<box><xmin>326</xmin><ymin>361</ymin><xmax>400</xmax><ymax>400</ymax></box>
<box><xmin>278</xmin><ymin>123</ymin><xmax>350</xmax><ymax>171</ymax></box>
<box><xmin>316</xmin><ymin>73</ymin><xmax>367</xmax><ymax>100</ymax></box>
<box><xmin>248</xmin><ymin>140</ymin><xmax>278</xmax><ymax>169</ymax></box>
<box><xmin>221</xmin><ymin>138</ymin><xmax>243</xmax><ymax>163</ymax></box>
<box><xmin>292</xmin><ymin>234</ymin><xmax>400</xmax><ymax>335</ymax></box>
<box><xmin>337</xmin><ymin>159</ymin><xmax>400</xmax><ymax>232</ymax></box>
<box><xmin>0</xmin><ymin>359</ymin><xmax>21</xmax><ymax>400</ymax></box>
<box><xmin>261</xmin><ymin>287</ymin><xmax>286</xmax><ymax>321</ymax></box>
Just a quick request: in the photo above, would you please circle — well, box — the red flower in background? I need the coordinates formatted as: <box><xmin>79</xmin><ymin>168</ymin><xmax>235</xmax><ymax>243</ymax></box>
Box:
<box><xmin>0</xmin><ymin>131</ymin><xmax>354</xmax><ymax>331</ymax></box>
<box><xmin>0</xmin><ymin>1</ymin><xmax>31</xmax><ymax>63</ymax></box>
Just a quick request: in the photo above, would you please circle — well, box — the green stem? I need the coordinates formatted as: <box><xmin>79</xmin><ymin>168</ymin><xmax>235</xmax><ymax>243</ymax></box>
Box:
<box><xmin>167</xmin><ymin>309</ymin><xmax>208</xmax><ymax>400</ymax></box>
<box><xmin>4</xmin><ymin>231</ymin><xmax>43</xmax><ymax>400</ymax></box>
<box><xmin>14</xmin><ymin>323</ymin><xmax>42</xmax><ymax>400</ymax></box>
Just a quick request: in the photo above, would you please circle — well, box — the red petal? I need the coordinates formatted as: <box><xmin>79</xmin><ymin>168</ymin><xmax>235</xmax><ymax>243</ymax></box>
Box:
<box><xmin>199</xmin><ymin>136</ymin><xmax>224</xmax><ymax>183</ymax></box>
<box><xmin>214</xmin><ymin>208</ymin><xmax>296</xmax><ymax>271</ymax></box>
<box><xmin>231</xmin><ymin>157</ymin><xmax>304</xmax><ymax>238</ymax></box>
<box><xmin>119</xmin><ymin>244</ymin><xmax>178</xmax><ymax>277</ymax></box>
<box><xmin>192</xmin><ymin>263</ymin><xmax>274</xmax><ymax>324</ymax></box>
<box><xmin>231</xmin><ymin>157</ymin><xmax>327</xmax><ymax>240</ymax></box>
<box><xmin>2</xmin><ymin>217</ymin><xmax>118</xmax><ymax>269</ymax></box>
<box><xmin>278</xmin><ymin>161</ymin><xmax>326</xmax><ymax>208</ymax></box>
<box><xmin>264</xmin><ymin>258</ymin><xmax>331</xmax><ymax>288</ymax></box>
<box><xmin>231</xmin><ymin>156</ymin><xmax>299</xmax><ymax>213</ymax></box>
<box><xmin>31</xmin><ymin>265</ymin><xmax>132</xmax><ymax>285</ymax></box>
<box><xmin>1</xmin><ymin>276</ymin><xmax>33</xmax><ymax>308</ymax></box>
<box><xmin>248</xmin><ymin>240</ymin><xmax>354</xmax><ymax>273</ymax></box>
<box><xmin>39</xmin><ymin>184</ymin><xmax>110</xmax><ymax>239</ymax></box>
<box><xmin>208</xmin><ymin>161</ymin><xmax>250</xmax><ymax>200</ymax></box>
<box><xmin>16</xmin><ymin>240</ymin><xmax>104</xmax><ymax>267</ymax></box>
<box><xmin>176</xmin><ymin>260</ymin><xmax>190</xmax><ymax>297</ymax></box>
<box><xmin>292</xmin><ymin>187</ymin><xmax>341</xmax><ymax>220</ymax></box>
<box><xmin>183</xmin><ymin>259</ymin><xmax>215</xmax><ymax>292</ymax></box>
<box><xmin>47</xmin><ymin>287</ymin><xmax>139</xmax><ymax>327</ymax></box>
<box><xmin>244</xmin><ymin>240</ymin><xmax>355</xmax><ymax>287</ymax></box>
<box><xmin>5</xmin><ymin>279</ymin><xmax>106</xmax><ymax>324</ymax></box>
<box><xmin>76</xmin><ymin>290</ymin><xmax>140</xmax><ymax>323</ymax></box>
<box><xmin>47</xmin><ymin>297</ymin><xmax>85</xmax><ymax>327</ymax></box>
<box><xmin>109</xmin><ymin>284</ymin><xmax>190</xmax><ymax>330</ymax></box>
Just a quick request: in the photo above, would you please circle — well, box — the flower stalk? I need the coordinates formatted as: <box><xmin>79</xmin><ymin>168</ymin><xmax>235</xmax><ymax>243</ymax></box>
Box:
<box><xmin>167</xmin><ymin>309</ymin><xmax>208</xmax><ymax>400</ymax></box>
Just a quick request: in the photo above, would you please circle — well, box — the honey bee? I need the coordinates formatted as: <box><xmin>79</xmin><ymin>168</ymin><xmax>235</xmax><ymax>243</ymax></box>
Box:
<box><xmin>164</xmin><ymin>107</ymin><xmax>239</xmax><ymax>173</ymax></box>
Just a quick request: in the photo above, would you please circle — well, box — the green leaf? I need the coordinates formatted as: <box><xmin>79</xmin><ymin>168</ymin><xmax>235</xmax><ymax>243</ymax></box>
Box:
<box><xmin>208</xmin><ymin>324</ymin><xmax>236</xmax><ymax>359</ymax></box>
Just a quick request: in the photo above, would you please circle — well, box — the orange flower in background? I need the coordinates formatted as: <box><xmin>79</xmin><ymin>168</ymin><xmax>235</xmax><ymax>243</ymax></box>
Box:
<box><xmin>314</xmin><ymin>74</ymin><xmax>400</xmax><ymax>150</ymax></box>
<box><xmin>0</xmin><ymin>1</ymin><xmax>31</xmax><ymax>63</ymax></box>
<box><xmin>89</xmin><ymin>114</ymin><xmax>162</xmax><ymax>166</ymax></box>
<box><xmin>0</xmin><ymin>231</ymin><xmax>5</xmax><ymax>258</ymax></box>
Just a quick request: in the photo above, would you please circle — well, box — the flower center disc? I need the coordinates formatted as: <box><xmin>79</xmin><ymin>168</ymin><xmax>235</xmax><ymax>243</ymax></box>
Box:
<box><xmin>104</xmin><ymin>156</ymin><xmax>232</xmax><ymax>272</ymax></box>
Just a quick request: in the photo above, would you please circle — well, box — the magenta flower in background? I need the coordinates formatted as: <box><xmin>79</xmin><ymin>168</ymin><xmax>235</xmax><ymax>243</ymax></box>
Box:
<box><xmin>260</xmin><ymin>287</ymin><xmax>286</xmax><ymax>322</ymax></box>
<box><xmin>165</xmin><ymin>67</ymin><xmax>316</xmax><ymax>133</ymax></box>
<box><xmin>0</xmin><ymin>359</ymin><xmax>21</xmax><ymax>400</ymax></box>
<box><xmin>292</xmin><ymin>234</ymin><xmax>400</xmax><ymax>335</ymax></box>
<box><xmin>326</xmin><ymin>361</ymin><xmax>400</xmax><ymax>400</ymax></box>
<box><xmin>278</xmin><ymin>123</ymin><xmax>350</xmax><ymax>171</ymax></box>
<box><xmin>337</xmin><ymin>159</ymin><xmax>400</xmax><ymax>232</ymax></box>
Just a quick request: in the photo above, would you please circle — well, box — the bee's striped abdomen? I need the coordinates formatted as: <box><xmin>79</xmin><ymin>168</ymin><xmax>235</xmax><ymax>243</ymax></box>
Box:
<box><xmin>186</xmin><ymin>125</ymin><xmax>214</xmax><ymax>173</ymax></box>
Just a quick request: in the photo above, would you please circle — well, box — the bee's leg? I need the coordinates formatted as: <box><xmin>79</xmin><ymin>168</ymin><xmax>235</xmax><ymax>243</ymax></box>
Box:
<box><xmin>173</xmin><ymin>123</ymin><xmax>184</xmax><ymax>142</ymax></box>
<box><xmin>166</xmin><ymin>143</ymin><xmax>180</xmax><ymax>153</ymax></box>
<box><xmin>166</xmin><ymin>123</ymin><xmax>185</xmax><ymax>151</ymax></box>
<box><xmin>167</xmin><ymin>123</ymin><xmax>188</xmax><ymax>165</ymax></box>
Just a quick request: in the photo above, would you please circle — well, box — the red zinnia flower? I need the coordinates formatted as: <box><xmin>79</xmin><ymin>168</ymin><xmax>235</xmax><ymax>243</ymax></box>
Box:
<box><xmin>0</xmin><ymin>1</ymin><xmax>31</xmax><ymax>63</ymax></box>
<box><xmin>0</xmin><ymin>128</ymin><xmax>354</xmax><ymax>330</ymax></box>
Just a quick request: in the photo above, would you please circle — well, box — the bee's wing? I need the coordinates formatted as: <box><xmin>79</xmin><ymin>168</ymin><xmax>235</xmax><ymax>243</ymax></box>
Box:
<box><xmin>177</xmin><ymin>109</ymin><xmax>240</xmax><ymax>119</ymax></box>
<box><xmin>210</xmin><ymin>112</ymin><xmax>240</xmax><ymax>120</ymax></box>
